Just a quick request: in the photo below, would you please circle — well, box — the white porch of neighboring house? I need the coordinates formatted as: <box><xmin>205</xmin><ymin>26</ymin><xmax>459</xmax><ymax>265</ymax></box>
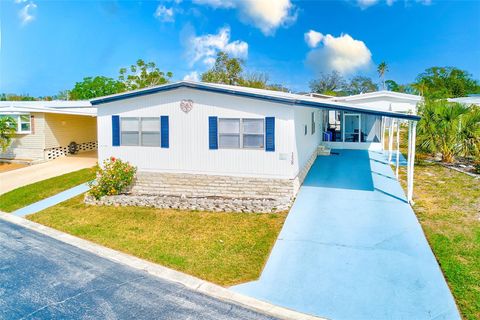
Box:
<box><xmin>0</xmin><ymin>101</ymin><xmax>97</xmax><ymax>162</ymax></box>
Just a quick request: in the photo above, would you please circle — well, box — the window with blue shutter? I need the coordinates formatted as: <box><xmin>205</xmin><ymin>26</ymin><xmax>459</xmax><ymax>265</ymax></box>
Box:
<box><xmin>265</xmin><ymin>117</ymin><xmax>275</xmax><ymax>152</ymax></box>
<box><xmin>209</xmin><ymin>116</ymin><xmax>218</xmax><ymax>150</ymax></box>
<box><xmin>112</xmin><ymin>115</ymin><xmax>120</xmax><ymax>146</ymax></box>
<box><xmin>161</xmin><ymin>116</ymin><xmax>169</xmax><ymax>148</ymax></box>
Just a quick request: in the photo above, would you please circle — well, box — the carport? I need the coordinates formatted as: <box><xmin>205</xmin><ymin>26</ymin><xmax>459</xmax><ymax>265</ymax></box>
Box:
<box><xmin>232</xmin><ymin>150</ymin><xmax>460</xmax><ymax>319</ymax></box>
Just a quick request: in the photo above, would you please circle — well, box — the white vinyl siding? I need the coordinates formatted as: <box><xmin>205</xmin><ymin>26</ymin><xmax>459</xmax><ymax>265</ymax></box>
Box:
<box><xmin>97</xmin><ymin>87</ymin><xmax>296</xmax><ymax>179</ymax></box>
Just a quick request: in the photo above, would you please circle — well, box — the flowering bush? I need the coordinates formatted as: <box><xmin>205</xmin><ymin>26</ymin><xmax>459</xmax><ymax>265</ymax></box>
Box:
<box><xmin>88</xmin><ymin>157</ymin><xmax>137</xmax><ymax>200</ymax></box>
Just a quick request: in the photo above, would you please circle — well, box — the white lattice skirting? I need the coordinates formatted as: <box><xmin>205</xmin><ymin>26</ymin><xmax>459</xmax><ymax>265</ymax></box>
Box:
<box><xmin>45</xmin><ymin>141</ymin><xmax>97</xmax><ymax>160</ymax></box>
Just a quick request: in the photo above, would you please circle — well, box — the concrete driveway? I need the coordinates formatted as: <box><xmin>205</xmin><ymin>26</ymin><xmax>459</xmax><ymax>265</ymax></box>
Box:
<box><xmin>233</xmin><ymin>150</ymin><xmax>460</xmax><ymax>320</ymax></box>
<box><xmin>0</xmin><ymin>219</ymin><xmax>276</xmax><ymax>320</ymax></box>
<box><xmin>0</xmin><ymin>151</ymin><xmax>97</xmax><ymax>195</ymax></box>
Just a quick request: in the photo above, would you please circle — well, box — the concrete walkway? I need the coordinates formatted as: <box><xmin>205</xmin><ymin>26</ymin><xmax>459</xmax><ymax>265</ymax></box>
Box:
<box><xmin>0</xmin><ymin>151</ymin><xmax>97</xmax><ymax>195</ymax></box>
<box><xmin>232</xmin><ymin>150</ymin><xmax>460</xmax><ymax>320</ymax></box>
<box><xmin>12</xmin><ymin>183</ymin><xmax>91</xmax><ymax>216</ymax></box>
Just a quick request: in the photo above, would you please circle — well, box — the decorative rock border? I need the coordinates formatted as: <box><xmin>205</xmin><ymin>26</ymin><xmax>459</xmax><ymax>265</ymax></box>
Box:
<box><xmin>85</xmin><ymin>194</ymin><xmax>291</xmax><ymax>213</ymax></box>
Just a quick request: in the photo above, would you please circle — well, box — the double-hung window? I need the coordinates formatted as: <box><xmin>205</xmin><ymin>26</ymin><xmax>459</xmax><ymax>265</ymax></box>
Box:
<box><xmin>120</xmin><ymin>117</ymin><xmax>162</xmax><ymax>146</ymax></box>
<box><xmin>242</xmin><ymin>119</ymin><xmax>264</xmax><ymax>148</ymax></box>
<box><xmin>120</xmin><ymin>118</ymin><xmax>140</xmax><ymax>146</ymax></box>
<box><xmin>218</xmin><ymin>118</ymin><xmax>264</xmax><ymax>149</ymax></box>
<box><xmin>140</xmin><ymin>118</ymin><xmax>160</xmax><ymax>146</ymax></box>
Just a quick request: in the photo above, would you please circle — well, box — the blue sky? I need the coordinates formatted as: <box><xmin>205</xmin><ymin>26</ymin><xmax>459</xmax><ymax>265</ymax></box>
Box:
<box><xmin>1</xmin><ymin>0</ymin><xmax>479</xmax><ymax>96</ymax></box>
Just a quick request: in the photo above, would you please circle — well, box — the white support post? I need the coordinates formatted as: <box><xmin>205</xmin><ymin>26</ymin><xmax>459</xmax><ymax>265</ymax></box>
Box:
<box><xmin>388</xmin><ymin>117</ymin><xmax>394</xmax><ymax>163</ymax></box>
<box><xmin>381</xmin><ymin>116</ymin><xmax>386</xmax><ymax>150</ymax></box>
<box><xmin>395</xmin><ymin>119</ymin><xmax>400</xmax><ymax>179</ymax></box>
<box><xmin>407</xmin><ymin>120</ymin><xmax>417</xmax><ymax>204</ymax></box>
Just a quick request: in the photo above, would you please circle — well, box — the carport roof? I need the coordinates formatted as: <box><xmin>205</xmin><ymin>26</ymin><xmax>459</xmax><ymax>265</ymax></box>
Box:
<box><xmin>90</xmin><ymin>81</ymin><xmax>420</xmax><ymax>121</ymax></box>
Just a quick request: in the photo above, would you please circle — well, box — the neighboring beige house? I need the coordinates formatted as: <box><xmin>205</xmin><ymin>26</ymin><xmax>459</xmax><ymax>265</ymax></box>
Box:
<box><xmin>0</xmin><ymin>101</ymin><xmax>97</xmax><ymax>161</ymax></box>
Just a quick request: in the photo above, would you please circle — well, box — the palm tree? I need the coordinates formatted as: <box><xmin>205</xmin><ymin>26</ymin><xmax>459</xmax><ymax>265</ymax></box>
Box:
<box><xmin>417</xmin><ymin>100</ymin><xmax>480</xmax><ymax>163</ymax></box>
<box><xmin>377</xmin><ymin>61</ymin><xmax>389</xmax><ymax>90</ymax></box>
<box><xmin>0</xmin><ymin>116</ymin><xmax>17</xmax><ymax>153</ymax></box>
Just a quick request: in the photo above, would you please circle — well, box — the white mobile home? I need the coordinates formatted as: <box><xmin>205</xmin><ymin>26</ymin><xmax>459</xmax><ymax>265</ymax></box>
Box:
<box><xmin>92</xmin><ymin>81</ymin><xmax>420</xmax><ymax>205</ymax></box>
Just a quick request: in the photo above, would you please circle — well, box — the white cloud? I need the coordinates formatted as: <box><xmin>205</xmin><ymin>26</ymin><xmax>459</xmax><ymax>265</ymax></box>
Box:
<box><xmin>356</xmin><ymin>0</ymin><xmax>431</xmax><ymax>8</ymax></box>
<box><xmin>18</xmin><ymin>2</ymin><xmax>37</xmax><ymax>25</ymax></box>
<box><xmin>193</xmin><ymin>0</ymin><xmax>297</xmax><ymax>35</ymax></box>
<box><xmin>306</xmin><ymin>33</ymin><xmax>372</xmax><ymax>75</ymax></box>
<box><xmin>193</xmin><ymin>0</ymin><xmax>235</xmax><ymax>8</ymax></box>
<box><xmin>183</xmin><ymin>71</ymin><xmax>200</xmax><ymax>82</ymax></box>
<box><xmin>187</xmin><ymin>26</ymin><xmax>248</xmax><ymax>67</ymax></box>
<box><xmin>304</xmin><ymin>30</ymin><xmax>324</xmax><ymax>48</ymax></box>
<box><xmin>154</xmin><ymin>5</ymin><xmax>175</xmax><ymax>22</ymax></box>
<box><xmin>357</xmin><ymin>0</ymin><xmax>379</xmax><ymax>8</ymax></box>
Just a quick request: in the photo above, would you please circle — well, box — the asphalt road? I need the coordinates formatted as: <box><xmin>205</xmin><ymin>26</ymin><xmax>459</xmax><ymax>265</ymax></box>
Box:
<box><xmin>0</xmin><ymin>219</ymin><xmax>276</xmax><ymax>320</ymax></box>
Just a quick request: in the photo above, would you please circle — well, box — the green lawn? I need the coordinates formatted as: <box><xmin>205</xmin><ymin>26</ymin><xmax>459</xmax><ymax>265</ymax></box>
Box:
<box><xmin>28</xmin><ymin>196</ymin><xmax>287</xmax><ymax>286</ymax></box>
<box><xmin>0</xmin><ymin>168</ymin><xmax>95</xmax><ymax>212</ymax></box>
<box><xmin>399</xmin><ymin>163</ymin><xmax>480</xmax><ymax>320</ymax></box>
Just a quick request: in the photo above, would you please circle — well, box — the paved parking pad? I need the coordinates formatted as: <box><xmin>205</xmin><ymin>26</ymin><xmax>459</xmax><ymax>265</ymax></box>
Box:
<box><xmin>232</xmin><ymin>150</ymin><xmax>460</xmax><ymax>320</ymax></box>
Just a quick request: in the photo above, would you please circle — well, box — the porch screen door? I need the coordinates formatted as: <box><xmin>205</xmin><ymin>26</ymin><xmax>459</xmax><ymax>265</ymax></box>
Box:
<box><xmin>343</xmin><ymin>114</ymin><xmax>361</xmax><ymax>142</ymax></box>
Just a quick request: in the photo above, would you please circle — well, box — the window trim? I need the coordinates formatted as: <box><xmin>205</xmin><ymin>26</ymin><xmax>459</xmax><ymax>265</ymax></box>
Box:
<box><xmin>218</xmin><ymin>117</ymin><xmax>265</xmax><ymax>150</ymax></box>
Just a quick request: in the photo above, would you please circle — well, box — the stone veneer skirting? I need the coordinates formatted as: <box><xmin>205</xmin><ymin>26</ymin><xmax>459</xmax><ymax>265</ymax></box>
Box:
<box><xmin>85</xmin><ymin>194</ymin><xmax>290</xmax><ymax>213</ymax></box>
<box><xmin>86</xmin><ymin>146</ymin><xmax>322</xmax><ymax>213</ymax></box>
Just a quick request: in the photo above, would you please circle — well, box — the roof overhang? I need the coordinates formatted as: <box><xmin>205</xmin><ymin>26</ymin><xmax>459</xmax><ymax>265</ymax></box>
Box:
<box><xmin>0</xmin><ymin>106</ymin><xmax>96</xmax><ymax>116</ymax></box>
<box><xmin>91</xmin><ymin>81</ymin><xmax>421</xmax><ymax>121</ymax></box>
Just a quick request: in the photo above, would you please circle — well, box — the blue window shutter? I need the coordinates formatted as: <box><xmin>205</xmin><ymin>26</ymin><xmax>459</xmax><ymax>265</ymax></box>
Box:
<box><xmin>112</xmin><ymin>115</ymin><xmax>120</xmax><ymax>146</ymax></box>
<box><xmin>208</xmin><ymin>116</ymin><xmax>218</xmax><ymax>150</ymax></box>
<box><xmin>265</xmin><ymin>117</ymin><xmax>275</xmax><ymax>152</ymax></box>
<box><xmin>161</xmin><ymin>116</ymin><xmax>169</xmax><ymax>148</ymax></box>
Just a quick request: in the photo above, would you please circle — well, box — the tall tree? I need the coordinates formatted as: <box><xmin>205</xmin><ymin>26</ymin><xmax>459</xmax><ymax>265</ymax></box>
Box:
<box><xmin>201</xmin><ymin>52</ymin><xmax>244</xmax><ymax>86</ymax></box>
<box><xmin>119</xmin><ymin>59</ymin><xmax>173</xmax><ymax>91</ymax></box>
<box><xmin>309</xmin><ymin>71</ymin><xmax>347</xmax><ymax>96</ymax></box>
<box><xmin>346</xmin><ymin>76</ymin><xmax>378</xmax><ymax>94</ymax></box>
<box><xmin>70</xmin><ymin>76</ymin><xmax>125</xmax><ymax>100</ymax></box>
<box><xmin>377</xmin><ymin>61</ymin><xmax>389</xmax><ymax>90</ymax></box>
<box><xmin>413</xmin><ymin>66</ymin><xmax>480</xmax><ymax>99</ymax></box>
<box><xmin>200</xmin><ymin>52</ymin><xmax>290</xmax><ymax>91</ymax></box>
<box><xmin>385</xmin><ymin>80</ymin><xmax>417</xmax><ymax>94</ymax></box>
<box><xmin>239</xmin><ymin>72</ymin><xmax>269</xmax><ymax>89</ymax></box>
<box><xmin>0</xmin><ymin>116</ymin><xmax>17</xmax><ymax>153</ymax></box>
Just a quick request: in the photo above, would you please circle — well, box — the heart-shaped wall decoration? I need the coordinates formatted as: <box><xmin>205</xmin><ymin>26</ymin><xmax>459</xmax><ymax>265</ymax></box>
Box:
<box><xmin>180</xmin><ymin>99</ymin><xmax>194</xmax><ymax>113</ymax></box>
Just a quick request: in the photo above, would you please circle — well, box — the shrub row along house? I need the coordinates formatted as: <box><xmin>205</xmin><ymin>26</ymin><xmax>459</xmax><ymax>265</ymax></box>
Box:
<box><xmin>87</xmin><ymin>81</ymin><xmax>420</xmax><ymax>211</ymax></box>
